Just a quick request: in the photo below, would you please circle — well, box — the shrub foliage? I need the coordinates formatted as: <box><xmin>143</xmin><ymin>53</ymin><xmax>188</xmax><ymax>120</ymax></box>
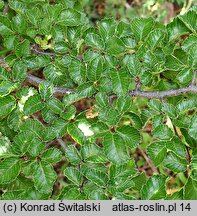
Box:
<box><xmin>0</xmin><ymin>1</ymin><xmax>197</xmax><ymax>200</ymax></box>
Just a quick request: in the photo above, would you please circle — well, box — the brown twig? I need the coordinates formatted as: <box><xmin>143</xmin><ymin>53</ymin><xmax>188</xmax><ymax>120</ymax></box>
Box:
<box><xmin>138</xmin><ymin>147</ymin><xmax>159</xmax><ymax>174</ymax></box>
<box><xmin>0</xmin><ymin>57</ymin><xmax>197</xmax><ymax>98</ymax></box>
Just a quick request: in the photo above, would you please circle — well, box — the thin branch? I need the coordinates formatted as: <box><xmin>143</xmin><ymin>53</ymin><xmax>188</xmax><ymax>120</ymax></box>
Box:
<box><xmin>31</xmin><ymin>45</ymin><xmax>56</xmax><ymax>56</ymax></box>
<box><xmin>138</xmin><ymin>147</ymin><xmax>159</xmax><ymax>174</ymax></box>
<box><xmin>129</xmin><ymin>85</ymin><xmax>197</xmax><ymax>98</ymax></box>
<box><xmin>26</xmin><ymin>74</ymin><xmax>74</xmax><ymax>95</ymax></box>
<box><xmin>3</xmin><ymin>2</ymin><xmax>9</xmax><ymax>15</ymax></box>
<box><xmin>57</xmin><ymin>138</ymin><xmax>67</xmax><ymax>151</ymax></box>
<box><xmin>0</xmin><ymin>57</ymin><xmax>197</xmax><ymax>98</ymax></box>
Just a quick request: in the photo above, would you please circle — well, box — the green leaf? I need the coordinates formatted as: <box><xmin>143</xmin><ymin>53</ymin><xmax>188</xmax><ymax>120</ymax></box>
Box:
<box><xmin>0</xmin><ymin>95</ymin><xmax>16</xmax><ymax>119</ymax></box>
<box><xmin>188</xmin><ymin>115</ymin><xmax>197</xmax><ymax>140</ymax></box>
<box><xmin>15</xmin><ymin>40</ymin><xmax>30</xmax><ymax>58</ymax></box>
<box><xmin>117</xmin><ymin>125</ymin><xmax>140</xmax><ymax>149</ymax></box>
<box><xmin>60</xmin><ymin>105</ymin><xmax>76</xmax><ymax>121</ymax></box>
<box><xmin>98</xmin><ymin>108</ymin><xmax>120</xmax><ymax>126</ymax></box>
<box><xmin>65</xmin><ymin>145</ymin><xmax>82</xmax><ymax>165</ymax></box>
<box><xmin>19</xmin><ymin>118</ymin><xmax>45</xmax><ymax>139</ymax></box>
<box><xmin>141</xmin><ymin>175</ymin><xmax>167</xmax><ymax>200</ymax></box>
<box><xmin>51</xmin><ymin>118</ymin><xmax>67</xmax><ymax>138</ymax></box>
<box><xmin>131</xmin><ymin>17</ymin><xmax>154</xmax><ymax>41</ymax></box>
<box><xmin>12</xmin><ymin>60</ymin><xmax>27</xmax><ymax>81</ymax></box>
<box><xmin>42</xmin><ymin>148</ymin><xmax>62</xmax><ymax>164</ymax></box>
<box><xmin>0</xmin><ymin>80</ymin><xmax>19</xmax><ymax>97</ymax></box>
<box><xmin>87</xmin><ymin>57</ymin><xmax>103</xmax><ymax>81</ymax></box>
<box><xmin>95</xmin><ymin>92</ymin><xmax>109</xmax><ymax>108</ymax></box>
<box><xmin>166</xmin><ymin>137</ymin><xmax>186</xmax><ymax>158</ymax></box>
<box><xmin>47</xmin><ymin>98</ymin><xmax>65</xmax><ymax>114</ymax></box>
<box><xmin>148</xmin><ymin>99</ymin><xmax>162</xmax><ymax>112</ymax></box>
<box><xmin>184</xmin><ymin>178</ymin><xmax>197</xmax><ymax>200</ymax></box>
<box><xmin>177</xmin><ymin>68</ymin><xmax>193</xmax><ymax>84</ymax></box>
<box><xmin>147</xmin><ymin>142</ymin><xmax>167</xmax><ymax>166</ymax></box>
<box><xmin>85</xmin><ymin>33</ymin><xmax>104</xmax><ymax>50</ymax></box>
<box><xmin>13</xmin><ymin>131</ymin><xmax>42</xmax><ymax>155</ymax></box>
<box><xmin>152</xmin><ymin>125</ymin><xmax>173</xmax><ymax>140</ymax></box>
<box><xmin>81</xmin><ymin>143</ymin><xmax>107</xmax><ymax>163</ymax></box>
<box><xmin>64</xmin><ymin>167</ymin><xmax>82</xmax><ymax>186</ymax></box>
<box><xmin>146</xmin><ymin>29</ymin><xmax>165</xmax><ymax>50</ymax></box>
<box><xmin>179</xmin><ymin>11</ymin><xmax>197</xmax><ymax>33</ymax></box>
<box><xmin>69</xmin><ymin>59</ymin><xmax>86</xmax><ymax>85</ymax></box>
<box><xmin>162</xmin><ymin>103</ymin><xmax>177</xmax><ymax>118</ymax></box>
<box><xmin>177</xmin><ymin>99</ymin><xmax>197</xmax><ymax>113</ymax></box>
<box><xmin>33</xmin><ymin>161</ymin><xmax>57</xmax><ymax>194</ymax></box>
<box><xmin>67</xmin><ymin>123</ymin><xmax>86</xmax><ymax>145</ymax></box>
<box><xmin>106</xmin><ymin>36</ymin><xmax>125</xmax><ymax>55</ymax></box>
<box><xmin>0</xmin><ymin>157</ymin><xmax>21</xmax><ymax>184</ymax></box>
<box><xmin>58</xmin><ymin>9</ymin><xmax>82</xmax><ymax>26</ymax></box>
<box><xmin>167</xmin><ymin>17</ymin><xmax>190</xmax><ymax>40</ymax></box>
<box><xmin>110</xmin><ymin>69</ymin><xmax>129</xmax><ymax>95</ymax></box>
<box><xmin>39</xmin><ymin>81</ymin><xmax>54</xmax><ymax>101</ymax></box>
<box><xmin>63</xmin><ymin>83</ymin><xmax>96</xmax><ymax>106</ymax></box>
<box><xmin>115</xmin><ymin>96</ymin><xmax>131</xmax><ymax>114</ymax></box>
<box><xmin>97</xmin><ymin>18</ymin><xmax>116</xmax><ymax>39</ymax></box>
<box><xmin>24</xmin><ymin>95</ymin><xmax>45</xmax><ymax>115</ymax></box>
<box><xmin>163</xmin><ymin>152</ymin><xmax>187</xmax><ymax>173</ymax></box>
<box><xmin>103</xmin><ymin>133</ymin><xmax>129</xmax><ymax>164</ymax></box>
<box><xmin>81</xmin><ymin>165</ymin><xmax>108</xmax><ymax>187</ymax></box>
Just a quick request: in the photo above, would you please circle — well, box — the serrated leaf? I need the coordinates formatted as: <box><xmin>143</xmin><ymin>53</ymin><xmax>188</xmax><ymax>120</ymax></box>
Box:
<box><xmin>69</xmin><ymin>59</ymin><xmax>86</xmax><ymax>85</ymax></box>
<box><xmin>0</xmin><ymin>80</ymin><xmax>19</xmax><ymax>97</ymax></box>
<box><xmin>24</xmin><ymin>95</ymin><xmax>45</xmax><ymax>115</ymax></box>
<box><xmin>141</xmin><ymin>175</ymin><xmax>167</xmax><ymax>200</ymax></box>
<box><xmin>115</xmin><ymin>96</ymin><xmax>131</xmax><ymax>114</ymax></box>
<box><xmin>0</xmin><ymin>157</ymin><xmax>21</xmax><ymax>184</ymax></box>
<box><xmin>188</xmin><ymin>115</ymin><xmax>197</xmax><ymax>140</ymax></box>
<box><xmin>12</xmin><ymin>61</ymin><xmax>27</xmax><ymax>82</ymax></box>
<box><xmin>67</xmin><ymin>123</ymin><xmax>86</xmax><ymax>145</ymax></box>
<box><xmin>15</xmin><ymin>40</ymin><xmax>30</xmax><ymax>58</ymax></box>
<box><xmin>42</xmin><ymin>148</ymin><xmax>62</xmax><ymax>164</ymax></box>
<box><xmin>177</xmin><ymin>99</ymin><xmax>197</xmax><ymax>113</ymax></box>
<box><xmin>65</xmin><ymin>145</ymin><xmax>82</xmax><ymax>165</ymax></box>
<box><xmin>110</xmin><ymin>69</ymin><xmax>129</xmax><ymax>95</ymax></box>
<box><xmin>47</xmin><ymin>98</ymin><xmax>65</xmax><ymax>114</ymax></box>
<box><xmin>33</xmin><ymin>162</ymin><xmax>57</xmax><ymax>194</ymax></box>
<box><xmin>95</xmin><ymin>92</ymin><xmax>109</xmax><ymax>108</ymax></box>
<box><xmin>106</xmin><ymin>36</ymin><xmax>125</xmax><ymax>55</ymax></box>
<box><xmin>167</xmin><ymin>17</ymin><xmax>190</xmax><ymax>40</ymax></box>
<box><xmin>184</xmin><ymin>178</ymin><xmax>197</xmax><ymax>200</ymax></box>
<box><xmin>117</xmin><ymin>125</ymin><xmax>140</xmax><ymax>149</ymax></box>
<box><xmin>51</xmin><ymin>118</ymin><xmax>67</xmax><ymax>138</ymax></box>
<box><xmin>147</xmin><ymin>142</ymin><xmax>167</xmax><ymax>166</ymax></box>
<box><xmin>39</xmin><ymin>81</ymin><xmax>54</xmax><ymax>101</ymax></box>
<box><xmin>103</xmin><ymin>133</ymin><xmax>128</xmax><ymax>164</ymax></box>
<box><xmin>163</xmin><ymin>152</ymin><xmax>187</xmax><ymax>173</ymax></box>
<box><xmin>58</xmin><ymin>9</ymin><xmax>82</xmax><ymax>26</ymax></box>
<box><xmin>0</xmin><ymin>95</ymin><xmax>16</xmax><ymax>119</ymax></box>
<box><xmin>166</xmin><ymin>137</ymin><xmax>186</xmax><ymax>158</ymax></box>
<box><xmin>12</xmin><ymin>131</ymin><xmax>38</xmax><ymax>155</ymax></box>
<box><xmin>152</xmin><ymin>125</ymin><xmax>173</xmax><ymax>140</ymax></box>
<box><xmin>81</xmin><ymin>143</ymin><xmax>107</xmax><ymax>163</ymax></box>
<box><xmin>148</xmin><ymin>99</ymin><xmax>162</xmax><ymax>112</ymax></box>
<box><xmin>19</xmin><ymin>118</ymin><xmax>45</xmax><ymax>138</ymax></box>
<box><xmin>85</xmin><ymin>33</ymin><xmax>104</xmax><ymax>50</ymax></box>
<box><xmin>162</xmin><ymin>103</ymin><xmax>177</xmax><ymax>118</ymax></box>
<box><xmin>81</xmin><ymin>165</ymin><xmax>108</xmax><ymax>187</ymax></box>
<box><xmin>177</xmin><ymin>68</ymin><xmax>193</xmax><ymax>84</ymax></box>
<box><xmin>131</xmin><ymin>17</ymin><xmax>154</xmax><ymax>41</ymax></box>
<box><xmin>87</xmin><ymin>57</ymin><xmax>103</xmax><ymax>81</ymax></box>
<box><xmin>179</xmin><ymin>11</ymin><xmax>197</xmax><ymax>33</ymax></box>
<box><xmin>64</xmin><ymin>167</ymin><xmax>82</xmax><ymax>186</ymax></box>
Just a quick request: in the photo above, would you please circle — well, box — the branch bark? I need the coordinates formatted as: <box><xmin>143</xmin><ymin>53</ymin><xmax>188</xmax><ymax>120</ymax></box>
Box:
<box><xmin>0</xmin><ymin>57</ymin><xmax>197</xmax><ymax>98</ymax></box>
